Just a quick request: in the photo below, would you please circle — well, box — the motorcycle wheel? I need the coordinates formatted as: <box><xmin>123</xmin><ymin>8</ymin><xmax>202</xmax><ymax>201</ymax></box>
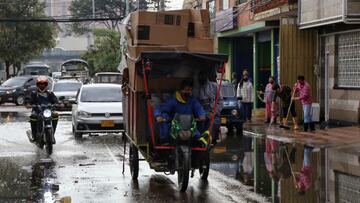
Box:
<box><xmin>178</xmin><ymin>150</ymin><xmax>190</xmax><ymax>192</ymax></box>
<box><xmin>129</xmin><ymin>144</ymin><xmax>139</xmax><ymax>180</ymax></box>
<box><xmin>199</xmin><ymin>151</ymin><xmax>210</xmax><ymax>180</ymax></box>
<box><xmin>45</xmin><ymin>128</ymin><xmax>53</xmax><ymax>155</ymax></box>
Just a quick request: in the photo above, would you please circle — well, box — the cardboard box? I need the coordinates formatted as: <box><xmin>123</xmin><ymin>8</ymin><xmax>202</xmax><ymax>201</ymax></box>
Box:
<box><xmin>129</xmin><ymin>10</ymin><xmax>190</xmax><ymax>46</ymax></box>
<box><xmin>128</xmin><ymin>60</ymin><xmax>184</xmax><ymax>92</ymax></box>
<box><xmin>187</xmin><ymin>38</ymin><xmax>214</xmax><ymax>53</ymax></box>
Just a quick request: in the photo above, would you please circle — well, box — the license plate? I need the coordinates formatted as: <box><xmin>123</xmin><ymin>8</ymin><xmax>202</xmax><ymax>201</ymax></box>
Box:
<box><xmin>101</xmin><ymin>120</ymin><xmax>114</xmax><ymax>127</ymax></box>
<box><xmin>221</xmin><ymin>117</ymin><xmax>227</xmax><ymax>124</ymax></box>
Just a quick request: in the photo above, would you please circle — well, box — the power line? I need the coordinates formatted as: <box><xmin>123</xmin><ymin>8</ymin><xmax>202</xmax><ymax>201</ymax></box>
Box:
<box><xmin>0</xmin><ymin>16</ymin><xmax>124</xmax><ymax>22</ymax></box>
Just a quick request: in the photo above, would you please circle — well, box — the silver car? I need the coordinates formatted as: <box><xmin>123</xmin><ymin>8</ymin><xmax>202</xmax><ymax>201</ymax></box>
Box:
<box><xmin>53</xmin><ymin>80</ymin><xmax>82</xmax><ymax>110</ymax></box>
<box><xmin>72</xmin><ymin>84</ymin><xmax>123</xmax><ymax>138</ymax></box>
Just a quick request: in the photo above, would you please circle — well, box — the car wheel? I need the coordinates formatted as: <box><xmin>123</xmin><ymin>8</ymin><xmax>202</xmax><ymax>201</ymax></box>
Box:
<box><xmin>16</xmin><ymin>95</ymin><xmax>25</xmax><ymax>106</ymax></box>
<box><xmin>72</xmin><ymin>125</ymin><xmax>83</xmax><ymax>139</ymax></box>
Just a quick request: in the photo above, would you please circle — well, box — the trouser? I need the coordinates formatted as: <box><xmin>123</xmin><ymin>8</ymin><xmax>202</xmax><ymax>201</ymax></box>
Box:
<box><xmin>303</xmin><ymin>146</ymin><xmax>313</xmax><ymax>167</ymax></box>
<box><xmin>242</xmin><ymin>102</ymin><xmax>253</xmax><ymax>121</ymax></box>
<box><xmin>30</xmin><ymin>113</ymin><xmax>59</xmax><ymax>141</ymax></box>
<box><xmin>265</xmin><ymin>101</ymin><xmax>272</xmax><ymax>120</ymax></box>
<box><xmin>303</xmin><ymin>104</ymin><xmax>315</xmax><ymax>131</ymax></box>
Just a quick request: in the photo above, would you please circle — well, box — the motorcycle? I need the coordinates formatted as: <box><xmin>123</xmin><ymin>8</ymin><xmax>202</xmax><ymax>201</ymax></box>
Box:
<box><xmin>27</xmin><ymin>104</ymin><xmax>58</xmax><ymax>155</ymax></box>
<box><xmin>170</xmin><ymin>114</ymin><xmax>210</xmax><ymax>192</ymax></box>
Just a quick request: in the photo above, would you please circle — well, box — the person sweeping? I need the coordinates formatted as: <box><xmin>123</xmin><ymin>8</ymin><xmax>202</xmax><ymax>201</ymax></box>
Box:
<box><xmin>272</xmin><ymin>84</ymin><xmax>299</xmax><ymax>130</ymax></box>
<box><xmin>293</xmin><ymin>76</ymin><xmax>315</xmax><ymax>132</ymax></box>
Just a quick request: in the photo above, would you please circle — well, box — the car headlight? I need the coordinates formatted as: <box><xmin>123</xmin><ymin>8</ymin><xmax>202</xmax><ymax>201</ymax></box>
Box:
<box><xmin>6</xmin><ymin>89</ymin><xmax>16</xmax><ymax>94</ymax></box>
<box><xmin>78</xmin><ymin>110</ymin><xmax>91</xmax><ymax>118</ymax></box>
<box><xmin>43</xmin><ymin>109</ymin><xmax>52</xmax><ymax>118</ymax></box>
<box><xmin>231</xmin><ymin>109</ymin><xmax>238</xmax><ymax>116</ymax></box>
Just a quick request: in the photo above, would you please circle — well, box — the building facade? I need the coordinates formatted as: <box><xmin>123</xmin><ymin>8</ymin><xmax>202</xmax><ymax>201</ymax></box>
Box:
<box><xmin>299</xmin><ymin>0</ymin><xmax>360</xmax><ymax>123</ymax></box>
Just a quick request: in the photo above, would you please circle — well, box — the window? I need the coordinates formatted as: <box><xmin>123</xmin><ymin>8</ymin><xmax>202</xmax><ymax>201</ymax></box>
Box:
<box><xmin>336</xmin><ymin>31</ymin><xmax>360</xmax><ymax>88</ymax></box>
<box><xmin>223</xmin><ymin>0</ymin><xmax>229</xmax><ymax>10</ymax></box>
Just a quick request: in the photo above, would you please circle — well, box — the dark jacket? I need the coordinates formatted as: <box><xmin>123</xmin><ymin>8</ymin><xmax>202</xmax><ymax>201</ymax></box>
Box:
<box><xmin>25</xmin><ymin>90</ymin><xmax>58</xmax><ymax>113</ymax></box>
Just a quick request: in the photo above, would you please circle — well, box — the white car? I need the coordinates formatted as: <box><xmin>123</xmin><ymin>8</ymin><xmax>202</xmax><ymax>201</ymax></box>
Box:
<box><xmin>72</xmin><ymin>84</ymin><xmax>123</xmax><ymax>138</ymax></box>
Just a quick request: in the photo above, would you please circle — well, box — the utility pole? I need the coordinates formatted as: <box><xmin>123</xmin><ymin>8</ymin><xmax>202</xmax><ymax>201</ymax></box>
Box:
<box><xmin>126</xmin><ymin>0</ymin><xmax>129</xmax><ymax>16</ymax></box>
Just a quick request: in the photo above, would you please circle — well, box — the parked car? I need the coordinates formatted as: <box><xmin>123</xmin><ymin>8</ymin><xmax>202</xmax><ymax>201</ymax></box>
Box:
<box><xmin>94</xmin><ymin>72</ymin><xmax>122</xmax><ymax>84</ymax></box>
<box><xmin>53</xmin><ymin>80</ymin><xmax>82</xmax><ymax>111</ymax></box>
<box><xmin>0</xmin><ymin>76</ymin><xmax>53</xmax><ymax>105</ymax></box>
<box><xmin>72</xmin><ymin>84</ymin><xmax>123</xmax><ymax>138</ymax></box>
<box><xmin>220</xmin><ymin>81</ymin><xmax>245</xmax><ymax>135</ymax></box>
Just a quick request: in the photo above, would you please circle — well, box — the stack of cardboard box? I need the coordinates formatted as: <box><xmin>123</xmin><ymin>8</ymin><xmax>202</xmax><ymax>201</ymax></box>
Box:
<box><xmin>125</xmin><ymin>9</ymin><xmax>214</xmax><ymax>91</ymax></box>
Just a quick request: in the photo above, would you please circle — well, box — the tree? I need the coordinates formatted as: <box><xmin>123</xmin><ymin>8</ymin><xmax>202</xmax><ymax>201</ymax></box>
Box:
<box><xmin>0</xmin><ymin>0</ymin><xmax>57</xmax><ymax>78</ymax></box>
<box><xmin>69</xmin><ymin>0</ymin><xmax>131</xmax><ymax>35</ymax></box>
<box><xmin>82</xmin><ymin>29</ymin><xmax>121</xmax><ymax>75</ymax></box>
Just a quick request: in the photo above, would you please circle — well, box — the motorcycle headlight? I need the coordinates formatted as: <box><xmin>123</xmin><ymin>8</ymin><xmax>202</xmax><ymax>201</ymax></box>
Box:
<box><xmin>179</xmin><ymin>130</ymin><xmax>192</xmax><ymax>141</ymax></box>
<box><xmin>43</xmin><ymin>109</ymin><xmax>52</xmax><ymax>118</ymax></box>
<box><xmin>231</xmin><ymin>109</ymin><xmax>238</xmax><ymax>116</ymax></box>
<box><xmin>78</xmin><ymin>110</ymin><xmax>91</xmax><ymax>118</ymax></box>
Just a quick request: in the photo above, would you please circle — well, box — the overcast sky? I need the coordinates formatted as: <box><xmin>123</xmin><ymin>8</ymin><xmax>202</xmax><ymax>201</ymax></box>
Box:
<box><xmin>168</xmin><ymin>0</ymin><xmax>183</xmax><ymax>10</ymax></box>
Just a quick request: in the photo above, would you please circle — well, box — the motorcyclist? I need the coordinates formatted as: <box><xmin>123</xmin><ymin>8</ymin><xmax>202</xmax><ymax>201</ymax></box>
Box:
<box><xmin>154</xmin><ymin>79</ymin><xmax>207</xmax><ymax>146</ymax></box>
<box><xmin>25</xmin><ymin>76</ymin><xmax>62</xmax><ymax>143</ymax></box>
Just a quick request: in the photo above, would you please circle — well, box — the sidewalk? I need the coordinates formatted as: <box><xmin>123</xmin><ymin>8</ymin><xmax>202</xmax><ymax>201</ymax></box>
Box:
<box><xmin>243</xmin><ymin>109</ymin><xmax>360</xmax><ymax>148</ymax></box>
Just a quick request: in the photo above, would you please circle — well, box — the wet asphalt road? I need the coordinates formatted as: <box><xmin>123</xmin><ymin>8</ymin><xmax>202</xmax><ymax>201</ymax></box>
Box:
<box><xmin>0</xmin><ymin>106</ymin><xmax>268</xmax><ymax>203</ymax></box>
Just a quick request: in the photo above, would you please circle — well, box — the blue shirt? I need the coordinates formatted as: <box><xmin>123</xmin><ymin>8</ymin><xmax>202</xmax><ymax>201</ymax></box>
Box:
<box><xmin>154</xmin><ymin>96</ymin><xmax>206</xmax><ymax>119</ymax></box>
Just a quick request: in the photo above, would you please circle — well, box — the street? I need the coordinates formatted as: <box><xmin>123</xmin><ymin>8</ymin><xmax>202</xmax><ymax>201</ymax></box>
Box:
<box><xmin>0</xmin><ymin>107</ymin><xmax>268</xmax><ymax>203</ymax></box>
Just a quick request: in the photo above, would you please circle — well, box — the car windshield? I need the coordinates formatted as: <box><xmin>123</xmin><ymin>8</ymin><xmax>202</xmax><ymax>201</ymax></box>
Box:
<box><xmin>80</xmin><ymin>86</ymin><xmax>122</xmax><ymax>102</ymax></box>
<box><xmin>2</xmin><ymin>77</ymin><xmax>27</xmax><ymax>87</ymax></box>
<box><xmin>97</xmin><ymin>75</ymin><xmax>122</xmax><ymax>83</ymax></box>
<box><xmin>221</xmin><ymin>85</ymin><xmax>236</xmax><ymax>97</ymax></box>
<box><xmin>53</xmin><ymin>82</ymin><xmax>82</xmax><ymax>92</ymax></box>
<box><xmin>24</xmin><ymin>66</ymin><xmax>49</xmax><ymax>75</ymax></box>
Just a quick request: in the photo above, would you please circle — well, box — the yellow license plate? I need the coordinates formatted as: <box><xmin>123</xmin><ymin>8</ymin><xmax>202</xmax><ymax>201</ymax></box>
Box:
<box><xmin>221</xmin><ymin>117</ymin><xmax>227</xmax><ymax>124</ymax></box>
<box><xmin>101</xmin><ymin>120</ymin><xmax>115</xmax><ymax>127</ymax></box>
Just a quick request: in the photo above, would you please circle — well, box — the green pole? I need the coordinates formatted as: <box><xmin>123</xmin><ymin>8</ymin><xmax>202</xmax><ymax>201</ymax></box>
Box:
<box><xmin>253</xmin><ymin>33</ymin><xmax>258</xmax><ymax>109</ymax></box>
<box><xmin>271</xmin><ymin>29</ymin><xmax>275</xmax><ymax>77</ymax></box>
<box><xmin>253</xmin><ymin>137</ymin><xmax>259</xmax><ymax>192</ymax></box>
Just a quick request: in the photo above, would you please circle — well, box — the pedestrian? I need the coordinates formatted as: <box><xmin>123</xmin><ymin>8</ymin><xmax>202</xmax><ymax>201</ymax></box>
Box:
<box><xmin>263</xmin><ymin>76</ymin><xmax>275</xmax><ymax>123</ymax></box>
<box><xmin>293</xmin><ymin>76</ymin><xmax>315</xmax><ymax>132</ymax></box>
<box><xmin>231</xmin><ymin>72</ymin><xmax>237</xmax><ymax>87</ymax></box>
<box><xmin>294</xmin><ymin>146</ymin><xmax>313</xmax><ymax>195</ymax></box>
<box><xmin>237</xmin><ymin>72</ymin><xmax>254</xmax><ymax>122</ymax></box>
<box><xmin>272</xmin><ymin>84</ymin><xmax>299</xmax><ymax>130</ymax></box>
<box><xmin>193</xmin><ymin>71</ymin><xmax>223</xmax><ymax>144</ymax></box>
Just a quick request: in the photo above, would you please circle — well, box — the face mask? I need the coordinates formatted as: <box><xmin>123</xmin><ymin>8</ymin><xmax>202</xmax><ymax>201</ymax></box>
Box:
<box><xmin>243</xmin><ymin>78</ymin><xmax>248</xmax><ymax>82</ymax></box>
<box><xmin>270</xmin><ymin>81</ymin><xmax>274</xmax><ymax>84</ymax></box>
<box><xmin>183</xmin><ymin>93</ymin><xmax>192</xmax><ymax>100</ymax></box>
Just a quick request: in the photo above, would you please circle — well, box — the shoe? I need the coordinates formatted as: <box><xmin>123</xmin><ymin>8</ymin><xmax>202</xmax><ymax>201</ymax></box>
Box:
<box><xmin>264</xmin><ymin>118</ymin><xmax>271</xmax><ymax>123</ymax></box>
<box><xmin>282</xmin><ymin>118</ymin><xmax>288</xmax><ymax>126</ymax></box>
<box><xmin>304</xmin><ymin>123</ymin><xmax>309</xmax><ymax>132</ymax></box>
<box><xmin>292</xmin><ymin>117</ymin><xmax>299</xmax><ymax>130</ymax></box>
<box><xmin>310</xmin><ymin>123</ymin><xmax>316</xmax><ymax>132</ymax></box>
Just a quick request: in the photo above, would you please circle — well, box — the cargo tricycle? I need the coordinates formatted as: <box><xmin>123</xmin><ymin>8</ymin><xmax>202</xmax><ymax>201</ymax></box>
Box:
<box><xmin>122</xmin><ymin>51</ymin><xmax>228</xmax><ymax>192</ymax></box>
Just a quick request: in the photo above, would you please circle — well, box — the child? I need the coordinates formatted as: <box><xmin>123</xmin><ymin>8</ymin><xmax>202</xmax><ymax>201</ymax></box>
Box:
<box><xmin>259</xmin><ymin>76</ymin><xmax>275</xmax><ymax>123</ymax></box>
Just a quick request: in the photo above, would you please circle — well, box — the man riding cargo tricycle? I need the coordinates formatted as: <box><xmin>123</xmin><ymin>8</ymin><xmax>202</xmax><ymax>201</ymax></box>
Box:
<box><xmin>122</xmin><ymin>52</ymin><xmax>228</xmax><ymax>192</ymax></box>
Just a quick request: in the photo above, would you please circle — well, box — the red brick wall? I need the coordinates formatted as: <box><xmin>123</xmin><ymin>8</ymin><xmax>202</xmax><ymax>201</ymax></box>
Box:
<box><xmin>254</xmin><ymin>0</ymin><xmax>295</xmax><ymax>13</ymax></box>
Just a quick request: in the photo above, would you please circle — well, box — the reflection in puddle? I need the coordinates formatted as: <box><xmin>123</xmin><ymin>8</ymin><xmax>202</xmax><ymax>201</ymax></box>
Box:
<box><xmin>0</xmin><ymin>158</ymin><xmax>59</xmax><ymax>202</ymax></box>
<box><xmin>210</xmin><ymin>133</ymin><xmax>321</xmax><ymax>203</ymax></box>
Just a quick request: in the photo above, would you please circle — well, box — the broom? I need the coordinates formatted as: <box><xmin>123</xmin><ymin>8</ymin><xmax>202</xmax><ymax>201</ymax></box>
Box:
<box><xmin>279</xmin><ymin>90</ymin><xmax>296</xmax><ymax>130</ymax></box>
